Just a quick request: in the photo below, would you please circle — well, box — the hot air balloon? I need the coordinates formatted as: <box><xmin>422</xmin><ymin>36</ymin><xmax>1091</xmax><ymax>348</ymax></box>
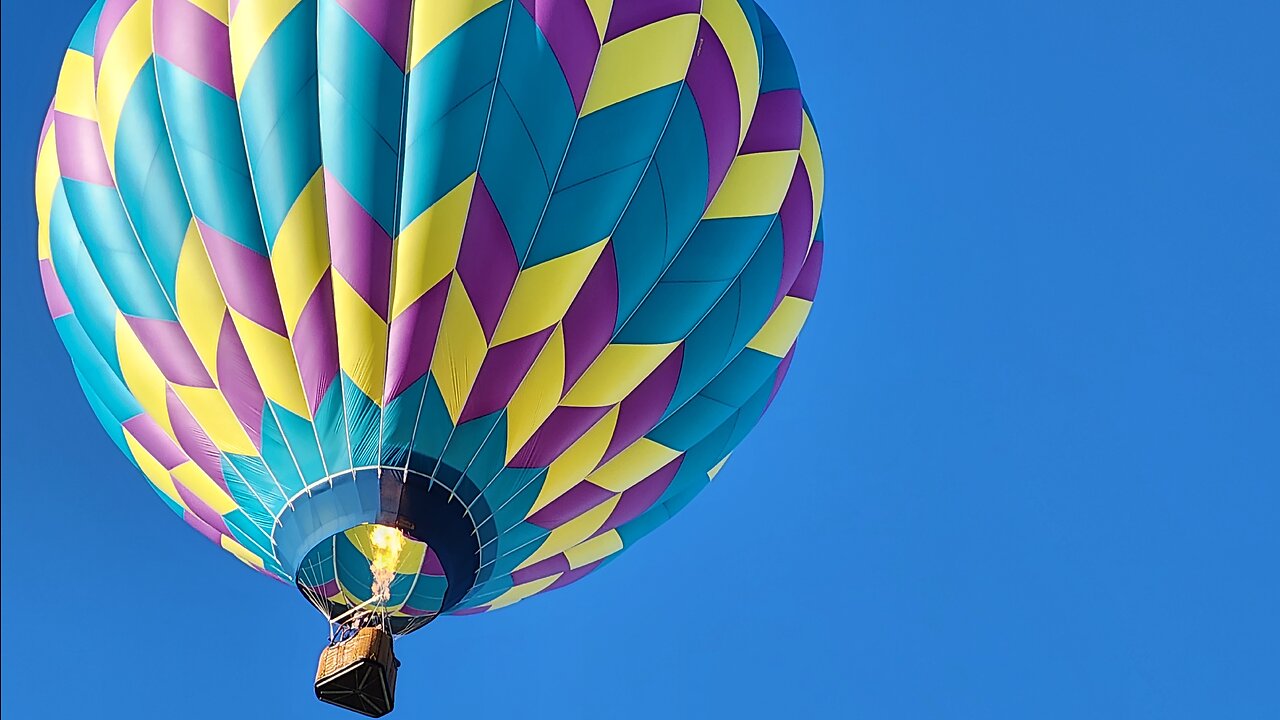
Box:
<box><xmin>36</xmin><ymin>0</ymin><xmax>823</xmax><ymax>714</ymax></box>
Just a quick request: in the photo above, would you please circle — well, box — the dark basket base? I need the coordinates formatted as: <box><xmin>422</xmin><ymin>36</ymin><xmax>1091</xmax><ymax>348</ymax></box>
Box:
<box><xmin>315</xmin><ymin>628</ymin><xmax>399</xmax><ymax>717</ymax></box>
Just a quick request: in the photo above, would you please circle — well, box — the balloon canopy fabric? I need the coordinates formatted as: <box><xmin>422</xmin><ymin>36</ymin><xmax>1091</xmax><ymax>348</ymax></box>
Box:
<box><xmin>36</xmin><ymin>0</ymin><xmax>824</xmax><ymax>629</ymax></box>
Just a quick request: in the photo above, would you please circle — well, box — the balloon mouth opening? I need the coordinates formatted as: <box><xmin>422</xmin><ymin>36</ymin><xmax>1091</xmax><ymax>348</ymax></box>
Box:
<box><xmin>280</xmin><ymin>461</ymin><xmax>493</xmax><ymax>634</ymax></box>
<box><xmin>296</xmin><ymin>522</ymin><xmax>430</xmax><ymax>629</ymax></box>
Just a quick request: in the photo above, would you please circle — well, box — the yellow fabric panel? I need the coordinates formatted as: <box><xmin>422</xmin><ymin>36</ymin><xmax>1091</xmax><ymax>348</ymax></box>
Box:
<box><xmin>333</xmin><ymin>274</ymin><xmax>388</xmax><ymax>404</ymax></box>
<box><xmin>707</xmin><ymin>453</ymin><xmax>730</xmax><ymax>480</ymax></box>
<box><xmin>409</xmin><ymin>0</ymin><xmax>505</xmax><ymax>69</ymax></box>
<box><xmin>343</xmin><ymin>525</ymin><xmax>371</xmax><ymax>553</ymax></box>
<box><xmin>517</xmin><ymin>495</ymin><xmax>620</xmax><ymax>568</ymax></box>
<box><xmin>503</xmin><ymin>324</ymin><xmax>566</xmax><ymax>462</ymax></box>
<box><xmin>117</xmin><ymin>316</ymin><xmax>173</xmax><ymax>434</ymax></box>
<box><xmin>230</xmin><ymin>311</ymin><xmax>311</xmax><ymax>418</ymax></box>
<box><xmin>704</xmin><ymin>150</ymin><xmax>800</xmax><ymax>219</ymax></box>
<box><xmin>228</xmin><ymin>0</ymin><xmax>301</xmax><ymax>91</ymax></box>
<box><xmin>488</xmin><ymin>574</ymin><xmax>560</xmax><ymax>610</ymax></box>
<box><xmin>271</xmin><ymin>170</ymin><xmax>330</xmax><ymax>332</ymax></box>
<box><xmin>36</xmin><ymin>127</ymin><xmax>59</xmax><ymax>259</ymax></box>
<box><xmin>585</xmin><ymin>0</ymin><xmax>612</xmax><ymax>41</ymax></box>
<box><xmin>95</xmin><ymin>0</ymin><xmax>153</xmax><ymax>173</ymax></box>
<box><xmin>125</xmin><ymin>431</ymin><xmax>183</xmax><ymax>505</ymax></box>
<box><xmin>431</xmin><ymin>274</ymin><xmax>489</xmax><ymax>423</ymax></box>
<box><xmin>564</xmin><ymin>528</ymin><xmax>623</xmax><ymax>569</ymax></box>
<box><xmin>392</xmin><ymin>174</ymin><xmax>475</xmax><ymax>318</ymax></box>
<box><xmin>587</xmin><ymin>437</ymin><xmax>682</xmax><ymax>492</ymax></box>
<box><xmin>491</xmin><ymin>237</ymin><xmax>609</xmax><ymax>346</ymax></box>
<box><xmin>800</xmin><ymin>112</ymin><xmax>825</xmax><ymax>242</ymax></box>
<box><xmin>395</xmin><ymin>538</ymin><xmax>427</xmax><ymax>576</ymax></box>
<box><xmin>175</xmin><ymin>223</ymin><xmax>230</xmax><ymax>376</ymax></box>
<box><xmin>54</xmin><ymin>51</ymin><xmax>96</xmax><ymax>118</ymax></box>
<box><xmin>171</xmin><ymin>462</ymin><xmax>237</xmax><ymax>515</ymax></box>
<box><xmin>747</xmin><ymin>295</ymin><xmax>812</xmax><ymax>357</ymax></box>
<box><xmin>221</xmin><ymin>535</ymin><xmax>266</xmax><ymax>569</ymax></box>
<box><xmin>190</xmin><ymin>0</ymin><xmax>230</xmax><ymax>25</ymax></box>
<box><xmin>702</xmin><ymin>0</ymin><xmax>760</xmax><ymax>147</ymax></box>
<box><xmin>169</xmin><ymin>385</ymin><xmax>258</xmax><ymax>455</ymax></box>
<box><xmin>561</xmin><ymin>341</ymin><xmax>680</xmax><ymax>407</ymax></box>
<box><xmin>580</xmin><ymin>13</ymin><xmax>699</xmax><ymax>116</ymax></box>
<box><xmin>530</xmin><ymin>406</ymin><xmax>620</xmax><ymax>515</ymax></box>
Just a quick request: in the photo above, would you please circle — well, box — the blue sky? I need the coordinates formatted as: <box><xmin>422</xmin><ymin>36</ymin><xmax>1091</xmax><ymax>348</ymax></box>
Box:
<box><xmin>3</xmin><ymin>1</ymin><xmax>1278</xmax><ymax>718</ymax></box>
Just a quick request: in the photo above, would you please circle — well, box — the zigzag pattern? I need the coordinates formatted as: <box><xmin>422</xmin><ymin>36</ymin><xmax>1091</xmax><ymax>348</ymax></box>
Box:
<box><xmin>37</xmin><ymin>0</ymin><xmax>824</xmax><ymax>619</ymax></box>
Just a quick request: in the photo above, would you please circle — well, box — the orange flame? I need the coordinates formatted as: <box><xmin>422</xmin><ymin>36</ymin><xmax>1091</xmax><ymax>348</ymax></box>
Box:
<box><xmin>369</xmin><ymin>525</ymin><xmax>406</xmax><ymax>604</ymax></box>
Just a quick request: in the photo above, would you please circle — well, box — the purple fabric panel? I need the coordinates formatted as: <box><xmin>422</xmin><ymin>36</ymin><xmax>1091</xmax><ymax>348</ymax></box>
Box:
<box><xmin>739</xmin><ymin>89</ymin><xmax>802</xmax><ymax>154</ymax></box>
<box><xmin>604</xmin><ymin>0</ymin><xmax>700</xmax><ymax>42</ymax></box>
<box><xmin>125</xmin><ymin>315</ymin><xmax>216</xmax><ymax>388</ymax></box>
<box><xmin>215</xmin><ymin>313</ymin><xmax>265</xmax><ymax>448</ymax></box>
<box><xmin>788</xmin><ymin>240</ymin><xmax>823</xmax><ymax>302</ymax></box>
<box><xmin>39</xmin><ymin>101</ymin><xmax>55</xmax><ymax>152</ymax></box>
<box><xmin>546</xmin><ymin>559</ymin><xmax>602</xmax><ymax>590</ymax></box>
<box><xmin>228</xmin><ymin>0</ymin><xmax>242</xmax><ymax>19</ymax></box>
<box><xmin>458</xmin><ymin>327</ymin><xmax>554</xmax><ymax>424</ymax></box>
<box><xmin>165</xmin><ymin>386</ymin><xmax>229</xmax><ymax>492</ymax></box>
<box><xmin>767</xmin><ymin>343</ymin><xmax>796</xmax><ymax>408</ymax></box>
<box><xmin>685</xmin><ymin>20</ymin><xmax>739</xmax><ymax>206</ymax></box>
<box><xmin>54</xmin><ymin>112</ymin><xmax>114</xmax><ymax>187</ymax></box>
<box><xmin>509</xmin><ymin>553</ymin><xmax>570</xmax><ymax>585</ymax></box>
<box><xmin>290</xmin><ymin>270</ymin><xmax>340</xmax><ymax>414</ymax></box>
<box><xmin>154</xmin><ymin>0</ymin><xmax>236</xmax><ymax>98</ymax></box>
<box><xmin>174</xmin><ymin>478</ymin><xmax>232</xmax><ymax>537</ymax></box>
<box><xmin>456</xmin><ymin>177</ymin><xmax>518</xmax><ymax>341</ymax></box>
<box><xmin>599</xmin><ymin>344</ymin><xmax>683</xmax><ymax>465</ymax></box>
<box><xmin>527</xmin><ymin>481</ymin><xmax>614</xmax><ymax>529</ymax></box>
<box><xmin>508</xmin><ymin>404</ymin><xmax>612</xmax><ymax>468</ymax></box>
<box><xmin>93</xmin><ymin>0</ymin><xmax>139</xmax><ymax>81</ymax></box>
<box><xmin>560</xmin><ymin>244</ymin><xmax>618</xmax><ymax>392</ymax></box>
<box><xmin>325</xmin><ymin>172</ymin><xmax>392</xmax><ymax>318</ymax></box>
<box><xmin>40</xmin><ymin>259</ymin><xmax>74</xmax><ymax>319</ymax></box>
<box><xmin>198</xmin><ymin>220</ymin><xmax>288</xmax><ymax>335</ymax></box>
<box><xmin>123</xmin><ymin>414</ymin><xmax>189</xmax><ymax>470</ymax></box>
<box><xmin>337</xmin><ymin>0</ymin><xmax>413</xmax><ymax>69</ymax></box>
<box><xmin>772</xmin><ymin>161</ymin><xmax>813</xmax><ymax>309</ymax></box>
<box><xmin>184</xmin><ymin>510</ymin><xmax>224</xmax><ymax>544</ymax></box>
<box><xmin>310</xmin><ymin>578</ymin><xmax>341</xmax><ymax>597</ymax></box>
<box><xmin>597</xmin><ymin>455</ymin><xmax>680</xmax><ymax>535</ymax></box>
<box><xmin>384</xmin><ymin>275</ymin><xmax>450</xmax><ymax>402</ymax></box>
<box><xmin>420</xmin><ymin>546</ymin><xmax>445</xmax><ymax>576</ymax></box>
<box><xmin>519</xmin><ymin>0</ymin><xmax>600</xmax><ymax>110</ymax></box>
<box><xmin>451</xmin><ymin>605</ymin><xmax>489</xmax><ymax>615</ymax></box>
<box><xmin>399</xmin><ymin>605</ymin><xmax>437</xmax><ymax>617</ymax></box>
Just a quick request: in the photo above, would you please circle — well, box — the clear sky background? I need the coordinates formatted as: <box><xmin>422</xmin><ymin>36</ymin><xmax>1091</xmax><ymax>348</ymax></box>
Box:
<box><xmin>3</xmin><ymin>1</ymin><xmax>1278</xmax><ymax>718</ymax></box>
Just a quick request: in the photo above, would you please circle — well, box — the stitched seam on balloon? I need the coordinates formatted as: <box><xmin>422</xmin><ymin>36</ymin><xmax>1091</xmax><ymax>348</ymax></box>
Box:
<box><xmin>395</xmin><ymin>0</ymin><xmax>518</xmax><ymax>499</ymax></box>
<box><xmin>464</xmin><ymin>12</ymin><xmax>808</xmax><ymax>598</ymax></box>
<box><xmin>81</xmin><ymin>17</ymin><xmax>300</xmax><ymax>555</ymax></box>
<box><xmin>373</xmin><ymin>0</ymin><xmax>419</xmax><ymax>486</ymax></box>
<box><xmin>223</xmin><ymin>1</ymin><xmax>341</xmax><ymax>508</ymax></box>
<box><xmin>145</xmin><ymin>11</ymin><xmax>296</xmax><ymax>546</ymax></box>
<box><xmin>444</xmin><ymin>4</ymin><xmax>705</xmax><ymax>529</ymax></box>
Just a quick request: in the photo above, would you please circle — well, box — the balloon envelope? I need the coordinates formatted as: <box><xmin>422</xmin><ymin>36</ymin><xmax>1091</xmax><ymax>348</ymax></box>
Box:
<box><xmin>36</xmin><ymin>0</ymin><xmax>824</xmax><ymax>628</ymax></box>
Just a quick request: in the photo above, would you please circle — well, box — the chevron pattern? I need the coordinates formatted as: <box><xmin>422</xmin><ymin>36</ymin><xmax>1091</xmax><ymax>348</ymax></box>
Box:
<box><xmin>37</xmin><ymin>0</ymin><xmax>824</xmax><ymax>620</ymax></box>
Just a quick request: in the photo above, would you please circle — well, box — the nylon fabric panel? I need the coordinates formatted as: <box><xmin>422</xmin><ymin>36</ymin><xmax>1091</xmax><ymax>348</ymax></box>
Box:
<box><xmin>37</xmin><ymin>0</ymin><xmax>826</xmax><ymax>617</ymax></box>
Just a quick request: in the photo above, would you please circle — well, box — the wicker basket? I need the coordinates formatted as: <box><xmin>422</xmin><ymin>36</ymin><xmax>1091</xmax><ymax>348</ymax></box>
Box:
<box><xmin>315</xmin><ymin>627</ymin><xmax>399</xmax><ymax>717</ymax></box>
